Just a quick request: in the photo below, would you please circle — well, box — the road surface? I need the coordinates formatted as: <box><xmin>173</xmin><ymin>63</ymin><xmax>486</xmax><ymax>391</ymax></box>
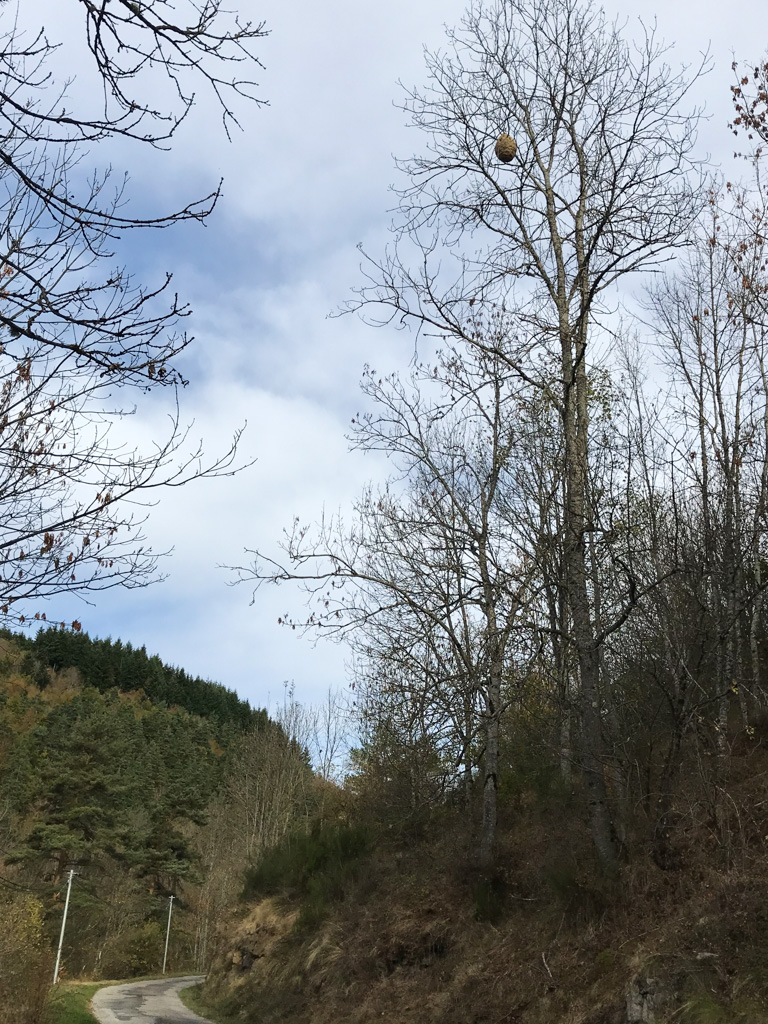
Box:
<box><xmin>91</xmin><ymin>976</ymin><xmax>214</xmax><ymax>1024</ymax></box>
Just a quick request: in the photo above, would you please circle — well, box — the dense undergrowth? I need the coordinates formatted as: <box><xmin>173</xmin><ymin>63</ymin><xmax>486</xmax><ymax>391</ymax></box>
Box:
<box><xmin>201</xmin><ymin>722</ymin><xmax>768</xmax><ymax>1024</ymax></box>
<box><xmin>243</xmin><ymin>822</ymin><xmax>371</xmax><ymax>932</ymax></box>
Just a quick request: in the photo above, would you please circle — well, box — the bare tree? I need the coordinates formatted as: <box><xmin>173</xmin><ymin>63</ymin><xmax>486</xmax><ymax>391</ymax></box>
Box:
<box><xmin>352</xmin><ymin>0</ymin><xmax>706</xmax><ymax>870</ymax></box>
<box><xmin>641</xmin><ymin>194</ymin><xmax>768</xmax><ymax>855</ymax></box>
<box><xmin>0</xmin><ymin>2</ymin><xmax>265</xmax><ymax>620</ymax></box>
<box><xmin>307</xmin><ymin>687</ymin><xmax>349</xmax><ymax>784</ymax></box>
<box><xmin>730</xmin><ymin>52</ymin><xmax>768</xmax><ymax>150</ymax></box>
<box><xmin>191</xmin><ymin>706</ymin><xmax>313</xmax><ymax>971</ymax></box>
<box><xmin>237</xmin><ymin>344</ymin><xmax>545</xmax><ymax>864</ymax></box>
<box><xmin>1</xmin><ymin>2</ymin><xmax>266</xmax><ymax>370</ymax></box>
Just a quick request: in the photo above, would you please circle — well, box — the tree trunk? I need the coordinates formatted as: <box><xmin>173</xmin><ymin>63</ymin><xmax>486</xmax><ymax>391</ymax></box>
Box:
<box><xmin>479</xmin><ymin>655</ymin><xmax>502</xmax><ymax>869</ymax></box>
<box><xmin>563</xmin><ymin>325</ymin><xmax>619</xmax><ymax>873</ymax></box>
<box><xmin>559</xmin><ymin>708</ymin><xmax>572</xmax><ymax>790</ymax></box>
<box><xmin>751</xmin><ymin>555</ymin><xmax>763</xmax><ymax>707</ymax></box>
<box><xmin>652</xmin><ymin>688</ymin><xmax>687</xmax><ymax>870</ymax></box>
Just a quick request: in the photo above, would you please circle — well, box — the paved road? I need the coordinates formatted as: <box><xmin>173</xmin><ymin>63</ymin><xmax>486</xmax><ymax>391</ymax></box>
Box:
<box><xmin>91</xmin><ymin>976</ymin><xmax>214</xmax><ymax>1024</ymax></box>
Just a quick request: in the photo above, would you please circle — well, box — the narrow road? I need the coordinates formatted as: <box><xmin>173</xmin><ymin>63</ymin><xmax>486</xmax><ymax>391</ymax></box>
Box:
<box><xmin>91</xmin><ymin>976</ymin><xmax>213</xmax><ymax>1024</ymax></box>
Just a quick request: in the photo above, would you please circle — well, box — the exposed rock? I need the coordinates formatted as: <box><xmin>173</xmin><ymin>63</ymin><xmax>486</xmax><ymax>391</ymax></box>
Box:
<box><xmin>626</xmin><ymin>972</ymin><xmax>666</xmax><ymax>1023</ymax></box>
<box><xmin>230</xmin><ymin>945</ymin><xmax>262</xmax><ymax>971</ymax></box>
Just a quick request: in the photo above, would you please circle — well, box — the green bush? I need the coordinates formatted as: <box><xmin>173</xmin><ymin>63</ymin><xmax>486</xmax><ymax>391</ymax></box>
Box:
<box><xmin>97</xmin><ymin>920</ymin><xmax>165</xmax><ymax>977</ymax></box>
<box><xmin>243</xmin><ymin>822</ymin><xmax>370</xmax><ymax>930</ymax></box>
<box><xmin>498</xmin><ymin>716</ymin><xmax>570</xmax><ymax>809</ymax></box>
<box><xmin>473</xmin><ymin>873</ymin><xmax>506</xmax><ymax>924</ymax></box>
<box><xmin>542</xmin><ymin>859</ymin><xmax>612</xmax><ymax>927</ymax></box>
<box><xmin>0</xmin><ymin>893</ymin><xmax>51</xmax><ymax>1024</ymax></box>
<box><xmin>129</xmin><ymin>919</ymin><xmax>170</xmax><ymax>975</ymax></box>
<box><xmin>243</xmin><ymin>822</ymin><xmax>370</xmax><ymax>900</ymax></box>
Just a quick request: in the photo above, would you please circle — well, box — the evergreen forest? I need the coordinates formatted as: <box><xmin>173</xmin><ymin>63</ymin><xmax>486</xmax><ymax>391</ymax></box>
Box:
<box><xmin>0</xmin><ymin>629</ymin><xmax>317</xmax><ymax>1017</ymax></box>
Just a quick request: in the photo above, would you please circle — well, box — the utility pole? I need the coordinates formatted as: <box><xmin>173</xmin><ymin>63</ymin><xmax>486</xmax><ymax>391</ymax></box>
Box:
<box><xmin>53</xmin><ymin>869</ymin><xmax>75</xmax><ymax>985</ymax></box>
<box><xmin>162</xmin><ymin>895</ymin><xmax>175</xmax><ymax>975</ymax></box>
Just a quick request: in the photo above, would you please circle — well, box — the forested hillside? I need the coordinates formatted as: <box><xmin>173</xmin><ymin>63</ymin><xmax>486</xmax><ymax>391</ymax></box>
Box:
<box><xmin>7</xmin><ymin>627</ymin><xmax>262</xmax><ymax>730</ymax></box>
<box><xmin>0</xmin><ymin>631</ymin><xmax>318</xmax><ymax>1023</ymax></box>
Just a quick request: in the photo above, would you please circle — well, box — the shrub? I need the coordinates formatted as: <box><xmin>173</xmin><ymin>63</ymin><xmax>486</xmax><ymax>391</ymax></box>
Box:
<box><xmin>243</xmin><ymin>822</ymin><xmax>370</xmax><ymax>900</ymax></box>
<box><xmin>0</xmin><ymin>893</ymin><xmax>51</xmax><ymax>1024</ymax></box>
<box><xmin>473</xmin><ymin>873</ymin><xmax>506</xmax><ymax>924</ymax></box>
<box><xmin>243</xmin><ymin>822</ymin><xmax>370</xmax><ymax>930</ymax></box>
<box><xmin>96</xmin><ymin>919</ymin><xmax>166</xmax><ymax>978</ymax></box>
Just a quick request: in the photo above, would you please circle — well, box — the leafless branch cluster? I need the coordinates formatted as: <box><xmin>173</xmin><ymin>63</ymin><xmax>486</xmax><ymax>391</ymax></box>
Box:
<box><xmin>0</xmin><ymin>1</ymin><xmax>264</xmax><ymax>623</ymax></box>
<box><xmin>236</xmin><ymin>1</ymin><xmax>768</xmax><ymax>875</ymax></box>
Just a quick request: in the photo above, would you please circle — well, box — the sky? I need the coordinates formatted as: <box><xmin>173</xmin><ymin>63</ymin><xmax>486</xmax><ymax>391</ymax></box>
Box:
<box><xmin>11</xmin><ymin>0</ymin><xmax>767</xmax><ymax>714</ymax></box>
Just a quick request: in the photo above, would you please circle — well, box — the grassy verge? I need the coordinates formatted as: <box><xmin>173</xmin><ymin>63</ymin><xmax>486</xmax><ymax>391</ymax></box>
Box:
<box><xmin>45</xmin><ymin>981</ymin><xmax>112</xmax><ymax>1024</ymax></box>
<box><xmin>178</xmin><ymin>983</ymin><xmax>237</xmax><ymax>1024</ymax></box>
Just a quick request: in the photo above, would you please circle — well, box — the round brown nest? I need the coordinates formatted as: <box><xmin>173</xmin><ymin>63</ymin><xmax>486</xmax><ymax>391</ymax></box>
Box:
<box><xmin>494</xmin><ymin>133</ymin><xmax>517</xmax><ymax>163</ymax></box>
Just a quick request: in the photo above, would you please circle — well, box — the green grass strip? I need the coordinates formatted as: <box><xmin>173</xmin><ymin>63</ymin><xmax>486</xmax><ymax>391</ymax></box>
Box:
<box><xmin>45</xmin><ymin>981</ymin><xmax>111</xmax><ymax>1024</ymax></box>
<box><xmin>178</xmin><ymin>982</ymin><xmax>236</xmax><ymax>1023</ymax></box>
